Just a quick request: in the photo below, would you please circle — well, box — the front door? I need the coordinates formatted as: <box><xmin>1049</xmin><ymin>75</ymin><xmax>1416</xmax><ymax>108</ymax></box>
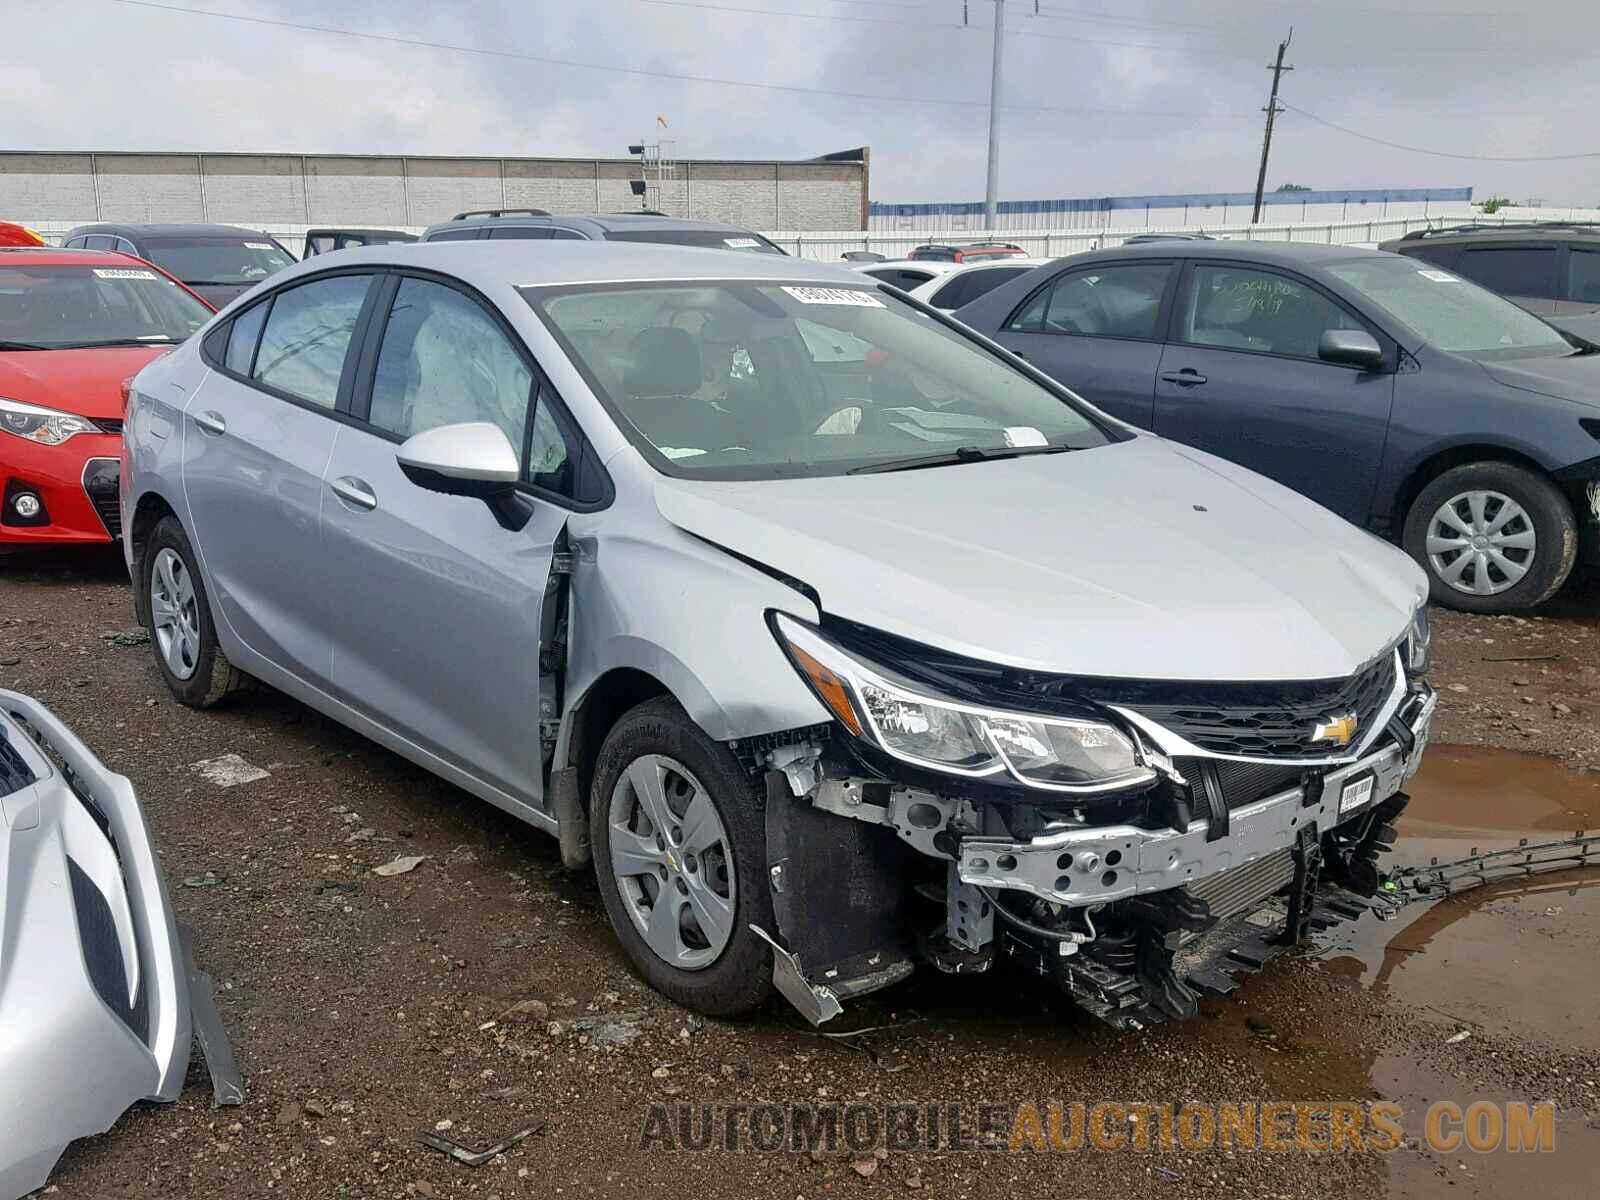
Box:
<box><xmin>318</xmin><ymin>274</ymin><xmax>579</xmax><ymax>804</ymax></box>
<box><xmin>991</xmin><ymin>259</ymin><xmax>1175</xmax><ymax>428</ymax></box>
<box><xmin>1153</xmin><ymin>261</ymin><xmax>1396</xmax><ymax>525</ymax></box>
<box><xmin>181</xmin><ymin>271</ymin><xmax>377</xmax><ymax>687</ymax></box>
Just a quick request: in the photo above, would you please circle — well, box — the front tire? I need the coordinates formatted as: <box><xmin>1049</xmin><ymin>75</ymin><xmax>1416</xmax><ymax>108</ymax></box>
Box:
<box><xmin>590</xmin><ymin>697</ymin><xmax>774</xmax><ymax>1017</ymax></box>
<box><xmin>1403</xmin><ymin>462</ymin><xmax>1576</xmax><ymax>614</ymax></box>
<box><xmin>140</xmin><ymin>516</ymin><xmax>250</xmax><ymax>707</ymax></box>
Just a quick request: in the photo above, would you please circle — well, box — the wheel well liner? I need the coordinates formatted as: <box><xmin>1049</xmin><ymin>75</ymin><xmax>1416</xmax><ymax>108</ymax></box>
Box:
<box><xmin>1393</xmin><ymin>444</ymin><xmax>1553</xmax><ymax>532</ymax></box>
<box><xmin>127</xmin><ymin>493</ymin><xmax>178</xmax><ymax>625</ymax></box>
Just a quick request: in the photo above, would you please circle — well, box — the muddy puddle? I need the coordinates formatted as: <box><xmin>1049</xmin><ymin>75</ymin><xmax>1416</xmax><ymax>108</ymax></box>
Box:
<box><xmin>1315</xmin><ymin>744</ymin><xmax>1600</xmax><ymax>1195</ymax></box>
<box><xmin>1319</xmin><ymin>743</ymin><xmax>1599</xmax><ymax>1047</ymax></box>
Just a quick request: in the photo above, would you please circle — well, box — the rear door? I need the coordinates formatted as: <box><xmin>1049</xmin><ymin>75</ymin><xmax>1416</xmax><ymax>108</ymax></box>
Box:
<box><xmin>182</xmin><ymin>270</ymin><xmax>379</xmax><ymax>687</ymax></box>
<box><xmin>1153</xmin><ymin>260</ymin><xmax>1395</xmax><ymax>523</ymax></box>
<box><xmin>318</xmin><ymin>272</ymin><xmax>582</xmax><ymax>804</ymax></box>
<box><xmin>989</xmin><ymin>259</ymin><xmax>1176</xmax><ymax>428</ymax></box>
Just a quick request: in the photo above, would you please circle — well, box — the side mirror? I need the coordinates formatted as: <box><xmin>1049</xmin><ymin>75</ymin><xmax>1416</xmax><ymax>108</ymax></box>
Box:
<box><xmin>396</xmin><ymin>421</ymin><xmax>533</xmax><ymax>531</ymax></box>
<box><xmin>1318</xmin><ymin>329</ymin><xmax>1385</xmax><ymax>371</ymax></box>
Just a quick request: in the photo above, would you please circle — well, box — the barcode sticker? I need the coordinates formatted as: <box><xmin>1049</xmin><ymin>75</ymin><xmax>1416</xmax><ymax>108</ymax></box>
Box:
<box><xmin>781</xmin><ymin>286</ymin><xmax>885</xmax><ymax>308</ymax></box>
<box><xmin>724</xmin><ymin>237</ymin><xmax>761</xmax><ymax>249</ymax></box>
<box><xmin>94</xmin><ymin>268</ymin><xmax>158</xmax><ymax>280</ymax></box>
<box><xmin>1418</xmin><ymin>269</ymin><xmax>1461</xmax><ymax>283</ymax></box>
<box><xmin>244</xmin><ymin>242</ymin><xmax>275</xmax><ymax>250</ymax></box>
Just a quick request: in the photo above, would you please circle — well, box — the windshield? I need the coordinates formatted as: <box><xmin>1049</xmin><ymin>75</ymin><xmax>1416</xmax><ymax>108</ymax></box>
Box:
<box><xmin>603</xmin><ymin>229</ymin><xmax>787</xmax><ymax>255</ymax></box>
<box><xmin>1329</xmin><ymin>257</ymin><xmax>1572</xmax><ymax>358</ymax></box>
<box><xmin>0</xmin><ymin>265</ymin><xmax>212</xmax><ymax>348</ymax></box>
<box><xmin>527</xmin><ymin>280</ymin><xmax>1116</xmax><ymax>480</ymax></box>
<box><xmin>140</xmin><ymin>237</ymin><xmax>295</xmax><ymax>285</ymax></box>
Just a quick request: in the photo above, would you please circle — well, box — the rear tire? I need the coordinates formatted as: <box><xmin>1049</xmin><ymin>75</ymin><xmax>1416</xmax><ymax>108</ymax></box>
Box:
<box><xmin>590</xmin><ymin>697</ymin><xmax>774</xmax><ymax>1017</ymax></box>
<box><xmin>140</xmin><ymin>516</ymin><xmax>250</xmax><ymax>707</ymax></box>
<box><xmin>1402</xmin><ymin>461</ymin><xmax>1576</xmax><ymax>614</ymax></box>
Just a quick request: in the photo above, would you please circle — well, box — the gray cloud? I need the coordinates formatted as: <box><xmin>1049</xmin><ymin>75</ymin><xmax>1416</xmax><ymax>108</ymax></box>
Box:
<box><xmin>5</xmin><ymin>0</ymin><xmax>1597</xmax><ymax>207</ymax></box>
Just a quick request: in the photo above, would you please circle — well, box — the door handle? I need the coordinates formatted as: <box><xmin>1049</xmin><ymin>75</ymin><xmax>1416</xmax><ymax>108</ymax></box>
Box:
<box><xmin>1159</xmin><ymin>369</ymin><xmax>1207</xmax><ymax>387</ymax></box>
<box><xmin>192</xmin><ymin>410</ymin><xmax>226</xmax><ymax>436</ymax></box>
<box><xmin>329</xmin><ymin>476</ymin><xmax>378</xmax><ymax>512</ymax></box>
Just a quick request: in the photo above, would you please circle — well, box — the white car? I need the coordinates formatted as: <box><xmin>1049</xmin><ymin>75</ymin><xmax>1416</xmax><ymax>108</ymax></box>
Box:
<box><xmin>905</xmin><ymin>257</ymin><xmax>1053</xmax><ymax>311</ymax></box>
<box><xmin>847</xmin><ymin>259</ymin><xmax>957</xmax><ymax>291</ymax></box>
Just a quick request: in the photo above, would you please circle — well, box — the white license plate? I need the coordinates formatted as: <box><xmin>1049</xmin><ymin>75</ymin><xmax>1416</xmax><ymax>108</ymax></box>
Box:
<box><xmin>1339</xmin><ymin>775</ymin><xmax>1376</xmax><ymax>815</ymax></box>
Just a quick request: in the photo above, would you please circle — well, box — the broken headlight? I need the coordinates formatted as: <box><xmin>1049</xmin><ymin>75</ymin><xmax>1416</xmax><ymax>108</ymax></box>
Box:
<box><xmin>772</xmin><ymin>613</ymin><xmax>1155</xmax><ymax>794</ymax></box>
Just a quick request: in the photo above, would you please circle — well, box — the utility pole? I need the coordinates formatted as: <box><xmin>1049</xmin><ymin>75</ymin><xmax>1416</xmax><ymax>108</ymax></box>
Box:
<box><xmin>1251</xmin><ymin>28</ymin><xmax>1293</xmax><ymax>225</ymax></box>
<box><xmin>984</xmin><ymin>0</ymin><xmax>1005</xmax><ymax>230</ymax></box>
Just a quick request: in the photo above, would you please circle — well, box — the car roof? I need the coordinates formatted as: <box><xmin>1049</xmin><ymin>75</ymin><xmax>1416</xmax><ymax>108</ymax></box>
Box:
<box><xmin>1072</xmin><ymin>240</ymin><xmax>1391</xmax><ymax>267</ymax></box>
<box><xmin>0</xmin><ymin>246</ymin><xmax>165</xmax><ymax>268</ymax></box>
<box><xmin>306</xmin><ymin>227</ymin><xmax>415</xmax><ymax>238</ymax></box>
<box><xmin>1386</xmin><ymin>223</ymin><xmax>1600</xmax><ymax>246</ymax></box>
<box><xmin>67</xmin><ymin>223</ymin><xmax>279</xmax><ymax>240</ymax></box>
<box><xmin>421</xmin><ymin>212</ymin><xmax>766</xmax><ymax>237</ymax></box>
<box><xmin>262</xmin><ymin>239</ymin><xmax>862</xmax><ymax>290</ymax></box>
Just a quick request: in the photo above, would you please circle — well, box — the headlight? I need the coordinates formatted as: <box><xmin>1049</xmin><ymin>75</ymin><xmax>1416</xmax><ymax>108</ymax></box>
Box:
<box><xmin>1406</xmin><ymin>604</ymin><xmax>1430</xmax><ymax>675</ymax></box>
<box><xmin>772</xmin><ymin>613</ymin><xmax>1155</xmax><ymax>794</ymax></box>
<box><xmin>0</xmin><ymin>396</ymin><xmax>99</xmax><ymax>446</ymax></box>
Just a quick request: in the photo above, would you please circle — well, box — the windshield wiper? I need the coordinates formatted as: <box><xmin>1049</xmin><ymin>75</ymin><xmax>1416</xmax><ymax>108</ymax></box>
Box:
<box><xmin>846</xmin><ymin>443</ymin><xmax>1077</xmax><ymax>475</ymax></box>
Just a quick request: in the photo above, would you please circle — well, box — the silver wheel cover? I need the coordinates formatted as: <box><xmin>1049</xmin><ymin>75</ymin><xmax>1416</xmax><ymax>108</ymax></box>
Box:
<box><xmin>150</xmin><ymin>547</ymin><xmax>201</xmax><ymax>680</ymax></box>
<box><xmin>1425</xmin><ymin>489</ymin><xmax>1536</xmax><ymax>597</ymax></box>
<box><xmin>607</xmin><ymin>754</ymin><xmax>736</xmax><ymax>971</ymax></box>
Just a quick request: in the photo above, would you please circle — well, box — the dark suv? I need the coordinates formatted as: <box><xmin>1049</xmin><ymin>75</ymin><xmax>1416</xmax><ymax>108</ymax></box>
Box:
<box><xmin>1381</xmin><ymin>223</ymin><xmax>1600</xmax><ymax>343</ymax></box>
<box><xmin>418</xmin><ymin>210</ymin><xmax>785</xmax><ymax>254</ymax></box>
<box><xmin>955</xmin><ymin>241</ymin><xmax>1600</xmax><ymax>613</ymax></box>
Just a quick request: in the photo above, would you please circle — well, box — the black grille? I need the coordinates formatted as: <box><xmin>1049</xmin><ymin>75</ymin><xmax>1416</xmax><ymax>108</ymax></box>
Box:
<box><xmin>1116</xmin><ymin>653</ymin><xmax>1397</xmax><ymax>760</ymax></box>
<box><xmin>82</xmin><ymin>459</ymin><xmax>121</xmax><ymax>539</ymax></box>
<box><xmin>93</xmin><ymin>417</ymin><xmax>124</xmax><ymax>435</ymax></box>
<box><xmin>1176</xmin><ymin>757</ymin><xmax>1305</xmax><ymax>809</ymax></box>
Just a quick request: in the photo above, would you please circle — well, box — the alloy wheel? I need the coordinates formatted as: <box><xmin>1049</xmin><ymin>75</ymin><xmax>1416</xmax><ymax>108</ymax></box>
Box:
<box><xmin>150</xmin><ymin>547</ymin><xmax>201</xmax><ymax>680</ymax></box>
<box><xmin>607</xmin><ymin>754</ymin><xmax>736</xmax><ymax>971</ymax></box>
<box><xmin>1425</xmin><ymin>489</ymin><xmax>1536</xmax><ymax>597</ymax></box>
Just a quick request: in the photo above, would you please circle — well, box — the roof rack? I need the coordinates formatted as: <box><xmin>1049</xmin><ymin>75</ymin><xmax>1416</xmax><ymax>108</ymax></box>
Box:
<box><xmin>1400</xmin><ymin>221</ymin><xmax>1600</xmax><ymax>240</ymax></box>
<box><xmin>610</xmin><ymin>210</ymin><xmax>669</xmax><ymax>217</ymax></box>
<box><xmin>450</xmin><ymin>208</ymin><xmax>551</xmax><ymax>221</ymax></box>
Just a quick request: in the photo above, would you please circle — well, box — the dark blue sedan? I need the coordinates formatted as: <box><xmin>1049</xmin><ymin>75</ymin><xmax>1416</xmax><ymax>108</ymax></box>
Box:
<box><xmin>954</xmin><ymin>241</ymin><xmax>1600</xmax><ymax>613</ymax></box>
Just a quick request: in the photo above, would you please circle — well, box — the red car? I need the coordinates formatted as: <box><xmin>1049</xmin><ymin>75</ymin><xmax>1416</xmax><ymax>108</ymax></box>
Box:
<box><xmin>1</xmin><ymin>247</ymin><xmax>212</xmax><ymax>550</ymax></box>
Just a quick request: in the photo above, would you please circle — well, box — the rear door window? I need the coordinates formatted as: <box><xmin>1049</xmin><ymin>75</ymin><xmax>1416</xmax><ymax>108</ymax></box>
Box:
<box><xmin>251</xmin><ymin>274</ymin><xmax>373</xmax><ymax>409</ymax></box>
<box><xmin>1007</xmin><ymin>262</ymin><xmax>1172</xmax><ymax>340</ymax></box>
<box><xmin>862</xmin><ymin>267</ymin><xmax>936</xmax><ymax>290</ymax></box>
<box><xmin>426</xmin><ymin>228</ymin><xmax>483</xmax><ymax>242</ymax></box>
<box><xmin>929</xmin><ymin>266</ymin><xmax>1030</xmax><ymax>309</ymax></box>
<box><xmin>488</xmin><ymin>226</ymin><xmax>552</xmax><ymax>240</ymax></box>
<box><xmin>1455</xmin><ymin>246</ymin><xmax>1559</xmax><ymax>300</ymax></box>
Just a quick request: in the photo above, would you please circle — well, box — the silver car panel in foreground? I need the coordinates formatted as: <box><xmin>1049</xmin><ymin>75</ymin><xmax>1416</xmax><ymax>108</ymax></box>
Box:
<box><xmin>121</xmin><ymin>241</ymin><xmax>1435</xmax><ymax>1034</ymax></box>
<box><xmin>0</xmin><ymin>690</ymin><xmax>241</xmax><ymax>1199</ymax></box>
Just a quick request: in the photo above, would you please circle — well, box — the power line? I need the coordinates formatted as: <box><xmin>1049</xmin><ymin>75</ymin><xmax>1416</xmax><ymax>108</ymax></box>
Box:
<box><xmin>99</xmin><ymin>0</ymin><xmax>1254</xmax><ymax>121</ymax></box>
<box><xmin>1281</xmin><ymin>103</ymin><xmax>1600</xmax><ymax>162</ymax></box>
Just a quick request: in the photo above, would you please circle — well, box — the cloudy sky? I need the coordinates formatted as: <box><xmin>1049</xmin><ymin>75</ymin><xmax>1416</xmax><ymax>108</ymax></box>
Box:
<box><xmin>6</xmin><ymin>0</ymin><xmax>1598</xmax><ymax>206</ymax></box>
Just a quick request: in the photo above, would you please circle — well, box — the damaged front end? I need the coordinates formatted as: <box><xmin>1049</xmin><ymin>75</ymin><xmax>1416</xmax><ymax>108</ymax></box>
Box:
<box><xmin>743</xmin><ymin>613</ymin><xmax>1435</xmax><ymax>1031</ymax></box>
<box><xmin>0</xmin><ymin>690</ymin><xmax>241</xmax><ymax>1199</ymax></box>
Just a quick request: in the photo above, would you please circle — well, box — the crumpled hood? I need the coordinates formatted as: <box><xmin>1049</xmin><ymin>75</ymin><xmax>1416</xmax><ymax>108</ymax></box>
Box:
<box><xmin>0</xmin><ymin>346</ymin><xmax>171</xmax><ymax>420</ymax></box>
<box><xmin>654</xmin><ymin>436</ymin><xmax>1426</xmax><ymax>682</ymax></box>
<box><xmin>1476</xmin><ymin>350</ymin><xmax>1600</xmax><ymax>409</ymax></box>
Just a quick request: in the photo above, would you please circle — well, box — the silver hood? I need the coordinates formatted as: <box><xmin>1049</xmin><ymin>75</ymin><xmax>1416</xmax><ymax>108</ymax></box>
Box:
<box><xmin>654</xmin><ymin>436</ymin><xmax>1426</xmax><ymax>682</ymax></box>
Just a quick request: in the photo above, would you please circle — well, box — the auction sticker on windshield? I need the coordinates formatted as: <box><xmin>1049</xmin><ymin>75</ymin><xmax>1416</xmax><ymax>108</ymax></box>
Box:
<box><xmin>724</xmin><ymin>237</ymin><xmax>761</xmax><ymax>249</ymax></box>
<box><xmin>1417</xmin><ymin>269</ymin><xmax>1461</xmax><ymax>283</ymax></box>
<box><xmin>782</xmin><ymin>286</ymin><xmax>885</xmax><ymax>307</ymax></box>
<box><xmin>94</xmin><ymin>268</ymin><xmax>158</xmax><ymax>280</ymax></box>
<box><xmin>244</xmin><ymin>242</ymin><xmax>276</xmax><ymax>250</ymax></box>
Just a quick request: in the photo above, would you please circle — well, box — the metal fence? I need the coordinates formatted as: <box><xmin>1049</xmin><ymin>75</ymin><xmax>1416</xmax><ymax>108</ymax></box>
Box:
<box><xmin>24</xmin><ymin>208</ymin><xmax>1600</xmax><ymax>261</ymax></box>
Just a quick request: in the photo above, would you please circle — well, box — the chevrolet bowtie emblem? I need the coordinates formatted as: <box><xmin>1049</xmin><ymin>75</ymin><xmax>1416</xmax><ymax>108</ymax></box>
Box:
<box><xmin>1311</xmin><ymin>713</ymin><xmax>1359</xmax><ymax>747</ymax></box>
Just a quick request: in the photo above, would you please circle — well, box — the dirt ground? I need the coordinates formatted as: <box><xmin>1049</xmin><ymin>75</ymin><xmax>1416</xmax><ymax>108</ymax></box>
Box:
<box><xmin>3</xmin><ymin>547</ymin><xmax>1597</xmax><ymax>1200</ymax></box>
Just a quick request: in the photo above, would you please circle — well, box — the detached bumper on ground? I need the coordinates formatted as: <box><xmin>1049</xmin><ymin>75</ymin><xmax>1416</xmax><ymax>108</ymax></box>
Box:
<box><xmin>0</xmin><ymin>689</ymin><xmax>240</xmax><ymax>1200</ymax></box>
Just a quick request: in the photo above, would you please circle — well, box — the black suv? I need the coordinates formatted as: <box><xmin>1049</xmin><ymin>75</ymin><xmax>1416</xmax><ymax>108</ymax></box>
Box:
<box><xmin>418</xmin><ymin>210</ymin><xmax>785</xmax><ymax>254</ymax></box>
<box><xmin>61</xmin><ymin>223</ymin><xmax>296</xmax><ymax>307</ymax></box>
<box><xmin>1382</xmin><ymin>223</ymin><xmax>1600</xmax><ymax>343</ymax></box>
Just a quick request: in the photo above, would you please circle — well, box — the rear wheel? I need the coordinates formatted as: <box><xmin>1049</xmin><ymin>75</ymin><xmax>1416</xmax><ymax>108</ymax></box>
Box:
<box><xmin>590</xmin><ymin>697</ymin><xmax>773</xmax><ymax>1017</ymax></box>
<box><xmin>141</xmin><ymin>517</ymin><xmax>250</xmax><ymax>707</ymax></box>
<box><xmin>1403</xmin><ymin>462</ymin><xmax>1576</xmax><ymax>613</ymax></box>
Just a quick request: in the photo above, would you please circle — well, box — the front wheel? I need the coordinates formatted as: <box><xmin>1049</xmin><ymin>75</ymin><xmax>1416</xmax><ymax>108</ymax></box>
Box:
<box><xmin>590</xmin><ymin>697</ymin><xmax>774</xmax><ymax>1017</ymax></box>
<box><xmin>1402</xmin><ymin>461</ymin><xmax>1576</xmax><ymax>613</ymax></box>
